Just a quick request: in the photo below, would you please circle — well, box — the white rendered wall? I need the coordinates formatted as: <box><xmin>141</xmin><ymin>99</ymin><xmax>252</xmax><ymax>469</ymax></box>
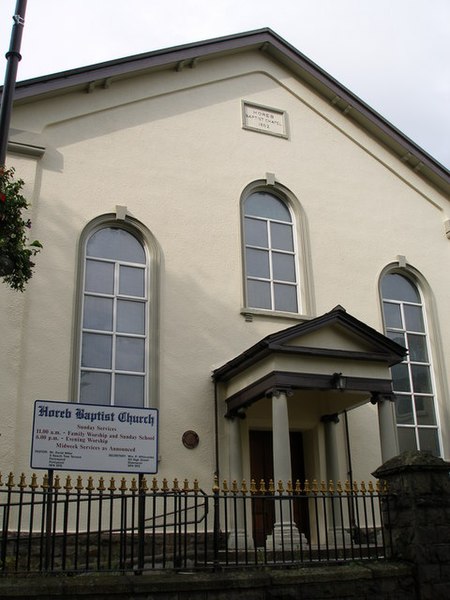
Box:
<box><xmin>1</xmin><ymin>49</ymin><xmax>449</xmax><ymax>486</ymax></box>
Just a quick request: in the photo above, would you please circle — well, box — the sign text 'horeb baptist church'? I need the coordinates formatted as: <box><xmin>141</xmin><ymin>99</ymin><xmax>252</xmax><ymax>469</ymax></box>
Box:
<box><xmin>31</xmin><ymin>400</ymin><xmax>158</xmax><ymax>474</ymax></box>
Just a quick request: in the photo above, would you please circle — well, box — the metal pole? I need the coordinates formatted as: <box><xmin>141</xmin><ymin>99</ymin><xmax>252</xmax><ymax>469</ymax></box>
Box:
<box><xmin>137</xmin><ymin>473</ymin><xmax>145</xmax><ymax>573</ymax></box>
<box><xmin>0</xmin><ymin>0</ymin><xmax>27</xmax><ymax>167</ymax></box>
<box><xmin>45</xmin><ymin>468</ymin><xmax>54</xmax><ymax>571</ymax></box>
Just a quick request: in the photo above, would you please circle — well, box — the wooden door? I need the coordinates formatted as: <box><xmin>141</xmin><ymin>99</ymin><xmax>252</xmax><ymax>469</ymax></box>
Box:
<box><xmin>249</xmin><ymin>430</ymin><xmax>274</xmax><ymax>547</ymax></box>
<box><xmin>249</xmin><ymin>430</ymin><xmax>309</xmax><ymax>546</ymax></box>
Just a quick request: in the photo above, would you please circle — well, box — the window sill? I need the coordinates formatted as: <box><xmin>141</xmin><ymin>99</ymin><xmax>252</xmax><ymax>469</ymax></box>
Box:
<box><xmin>240</xmin><ymin>307</ymin><xmax>312</xmax><ymax>322</ymax></box>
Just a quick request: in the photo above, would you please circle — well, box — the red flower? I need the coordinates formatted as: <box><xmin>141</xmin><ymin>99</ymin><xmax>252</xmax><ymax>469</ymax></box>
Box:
<box><xmin>0</xmin><ymin>193</ymin><xmax>6</xmax><ymax>202</ymax></box>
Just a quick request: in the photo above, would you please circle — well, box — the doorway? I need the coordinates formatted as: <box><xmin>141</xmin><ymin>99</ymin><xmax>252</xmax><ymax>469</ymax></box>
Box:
<box><xmin>249</xmin><ymin>430</ymin><xmax>309</xmax><ymax>546</ymax></box>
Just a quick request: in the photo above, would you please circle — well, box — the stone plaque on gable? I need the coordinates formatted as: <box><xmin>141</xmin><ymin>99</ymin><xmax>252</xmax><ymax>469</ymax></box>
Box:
<box><xmin>242</xmin><ymin>101</ymin><xmax>288</xmax><ymax>138</ymax></box>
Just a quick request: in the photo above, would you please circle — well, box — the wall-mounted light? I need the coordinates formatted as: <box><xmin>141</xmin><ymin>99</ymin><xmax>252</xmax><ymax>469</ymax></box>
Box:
<box><xmin>332</xmin><ymin>372</ymin><xmax>347</xmax><ymax>391</ymax></box>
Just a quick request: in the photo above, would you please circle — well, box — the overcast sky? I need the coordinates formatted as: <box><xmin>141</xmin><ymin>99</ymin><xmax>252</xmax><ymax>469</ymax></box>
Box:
<box><xmin>0</xmin><ymin>0</ymin><xmax>449</xmax><ymax>168</ymax></box>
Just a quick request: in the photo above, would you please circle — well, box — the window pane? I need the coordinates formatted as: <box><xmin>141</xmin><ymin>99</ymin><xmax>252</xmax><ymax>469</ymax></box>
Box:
<box><xmin>418</xmin><ymin>428</ymin><xmax>440</xmax><ymax>455</ymax></box>
<box><xmin>411</xmin><ymin>365</ymin><xmax>432</xmax><ymax>393</ymax></box>
<box><xmin>391</xmin><ymin>363</ymin><xmax>410</xmax><ymax>392</ymax></box>
<box><xmin>386</xmin><ymin>330</ymin><xmax>406</xmax><ymax>347</ymax></box>
<box><xmin>382</xmin><ymin>271</ymin><xmax>439</xmax><ymax>456</ymax></box>
<box><xmin>116</xmin><ymin>337</ymin><xmax>145</xmax><ymax>372</ymax></box>
<box><xmin>404</xmin><ymin>305</ymin><xmax>425</xmax><ymax>332</ymax></box>
<box><xmin>271</xmin><ymin>222</ymin><xmax>293</xmax><ymax>251</ymax></box>
<box><xmin>119</xmin><ymin>266</ymin><xmax>145</xmax><ymax>297</ymax></box>
<box><xmin>87</xmin><ymin>228</ymin><xmax>145</xmax><ymax>264</ymax></box>
<box><xmin>274</xmin><ymin>283</ymin><xmax>297</xmax><ymax>312</ymax></box>
<box><xmin>381</xmin><ymin>273</ymin><xmax>420</xmax><ymax>302</ymax></box>
<box><xmin>115</xmin><ymin>375</ymin><xmax>145</xmax><ymax>407</ymax></box>
<box><xmin>407</xmin><ymin>333</ymin><xmax>428</xmax><ymax>362</ymax></box>
<box><xmin>83</xmin><ymin>296</ymin><xmax>113</xmax><ymax>331</ymax></box>
<box><xmin>85</xmin><ymin>260</ymin><xmax>114</xmax><ymax>294</ymax></box>
<box><xmin>245</xmin><ymin>192</ymin><xmax>291</xmax><ymax>221</ymax></box>
<box><xmin>80</xmin><ymin>224</ymin><xmax>149</xmax><ymax>408</ymax></box>
<box><xmin>272</xmin><ymin>252</ymin><xmax>296</xmax><ymax>282</ymax></box>
<box><xmin>81</xmin><ymin>333</ymin><xmax>112</xmax><ymax>369</ymax></box>
<box><xmin>245</xmin><ymin>217</ymin><xmax>268</xmax><ymax>247</ymax></box>
<box><xmin>247</xmin><ymin>280</ymin><xmax>271</xmax><ymax>309</ymax></box>
<box><xmin>383</xmin><ymin>302</ymin><xmax>402</xmax><ymax>328</ymax></box>
<box><xmin>246</xmin><ymin>248</ymin><xmax>270</xmax><ymax>278</ymax></box>
<box><xmin>395</xmin><ymin>395</ymin><xmax>414</xmax><ymax>424</ymax></box>
<box><xmin>117</xmin><ymin>300</ymin><xmax>145</xmax><ymax>334</ymax></box>
<box><xmin>80</xmin><ymin>372</ymin><xmax>111</xmax><ymax>405</ymax></box>
<box><xmin>398</xmin><ymin>427</ymin><xmax>417</xmax><ymax>452</ymax></box>
<box><xmin>415</xmin><ymin>396</ymin><xmax>437</xmax><ymax>426</ymax></box>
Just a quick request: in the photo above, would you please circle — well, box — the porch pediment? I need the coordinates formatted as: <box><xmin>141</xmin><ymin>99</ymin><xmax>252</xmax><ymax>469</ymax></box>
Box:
<box><xmin>213</xmin><ymin>306</ymin><xmax>406</xmax><ymax>417</ymax></box>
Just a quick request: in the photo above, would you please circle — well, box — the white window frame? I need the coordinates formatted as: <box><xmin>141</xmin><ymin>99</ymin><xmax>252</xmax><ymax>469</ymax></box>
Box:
<box><xmin>73</xmin><ymin>214</ymin><xmax>160</xmax><ymax>409</ymax></box>
<box><xmin>381</xmin><ymin>270</ymin><xmax>441</xmax><ymax>456</ymax></box>
<box><xmin>242</xmin><ymin>187</ymin><xmax>300</xmax><ymax>315</ymax></box>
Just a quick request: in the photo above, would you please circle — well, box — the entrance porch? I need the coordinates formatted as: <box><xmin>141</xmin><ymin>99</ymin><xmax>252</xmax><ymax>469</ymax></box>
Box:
<box><xmin>213</xmin><ymin>306</ymin><xmax>406</xmax><ymax>548</ymax></box>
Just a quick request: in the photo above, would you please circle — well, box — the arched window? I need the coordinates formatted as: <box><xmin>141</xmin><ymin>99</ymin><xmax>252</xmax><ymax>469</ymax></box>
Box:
<box><xmin>76</xmin><ymin>221</ymin><xmax>158</xmax><ymax>408</ymax></box>
<box><xmin>243</xmin><ymin>190</ymin><xmax>298</xmax><ymax>313</ymax></box>
<box><xmin>381</xmin><ymin>272</ymin><xmax>440</xmax><ymax>455</ymax></box>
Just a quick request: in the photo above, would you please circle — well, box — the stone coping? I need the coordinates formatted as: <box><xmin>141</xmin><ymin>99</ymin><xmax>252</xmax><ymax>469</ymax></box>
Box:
<box><xmin>373</xmin><ymin>450</ymin><xmax>450</xmax><ymax>478</ymax></box>
<box><xmin>0</xmin><ymin>562</ymin><xmax>413</xmax><ymax>598</ymax></box>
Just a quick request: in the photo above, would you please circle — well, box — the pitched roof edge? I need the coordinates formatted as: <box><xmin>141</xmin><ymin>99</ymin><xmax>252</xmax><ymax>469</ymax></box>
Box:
<box><xmin>259</xmin><ymin>33</ymin><xmax>450</xmax><ymax>189</ymax></box>
<box><xmin>2</xmin><ymin>28</ymin><xmax>448</xmax><ymax>191</ymax></box>
<box><xmin>212</xmin><ymin>306</ymin><xmax>406</xmax><ymax>382</ymax></box>
<box><xmin>3</xmin><ymin>28</ymin><xmax>276</xmax><ymax>98</ymax></box>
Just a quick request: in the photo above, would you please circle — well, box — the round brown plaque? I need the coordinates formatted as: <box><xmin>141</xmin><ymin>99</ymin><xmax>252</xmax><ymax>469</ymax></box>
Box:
<box><xmin>182</xmin><ymin>430</ymin><xmax>199</xmax><ymax>449</ymax></box>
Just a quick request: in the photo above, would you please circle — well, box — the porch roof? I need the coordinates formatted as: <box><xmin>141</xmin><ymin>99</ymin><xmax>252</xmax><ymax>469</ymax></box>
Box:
<box><xmin>212</xmin><ymin>306</ymin><xmax>406</xmax><ymax>418</ymax></box>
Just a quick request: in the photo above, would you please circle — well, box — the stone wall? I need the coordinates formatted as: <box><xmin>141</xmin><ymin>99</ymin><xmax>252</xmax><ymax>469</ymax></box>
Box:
<box><xmin>0</xmin><ymin>562</ymin><xmax>414</xmax><ymax>599</ymax></box>
<box><xmin>374</xmin><ymin>450</ymin><xmax>450</xmax><ymax>600</ymax></box>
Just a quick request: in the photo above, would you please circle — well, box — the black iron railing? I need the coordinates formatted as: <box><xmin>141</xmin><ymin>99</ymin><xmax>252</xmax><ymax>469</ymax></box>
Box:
<box><xmin>0</xmin><ymin>472</ymin><xmax>391</xmax><ymax>574</ymax></box>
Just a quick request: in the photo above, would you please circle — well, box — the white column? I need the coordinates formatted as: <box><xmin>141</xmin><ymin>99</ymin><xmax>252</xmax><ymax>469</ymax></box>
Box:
<box><xmin>322</xmin><ymin>413</ymin><xmax>349</xmax><ymax>546</ymax></box>
<box><xmin>228</xmin><ymin>416</ymin><xmax>243</xmax><ymax>484</ymax></box>
<box><xmin>272</xmin><ymin>390</ymin><xmax>292</xmax><ymax>486</ymax></box>
<box><xmin>377</xmin><ymin>396</ymin><xmax>399</xmax><ymax>462</ymax></box>
<box><xmin>269</xmin><ymin>389</ymin><xmax>305</xmax><ymax>549</ymax></box>
<box><xmin>227</xmin><ymin>416</ymin><xmax>248</xmax><ymax>549</ymax></box>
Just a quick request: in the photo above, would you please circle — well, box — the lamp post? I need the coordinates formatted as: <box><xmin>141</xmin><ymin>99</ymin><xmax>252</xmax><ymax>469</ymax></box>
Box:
<box><xmin>0</xmin><ymin>0</ymin><xmax>27</xmax><ymax>167</ymax></box>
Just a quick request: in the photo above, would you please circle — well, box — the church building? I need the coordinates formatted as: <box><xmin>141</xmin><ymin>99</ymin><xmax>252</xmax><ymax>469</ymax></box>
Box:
<box><xmin>1</xmin><ymin>30</ymin><xmax>449</xmax><ymax>505</ymax></box>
